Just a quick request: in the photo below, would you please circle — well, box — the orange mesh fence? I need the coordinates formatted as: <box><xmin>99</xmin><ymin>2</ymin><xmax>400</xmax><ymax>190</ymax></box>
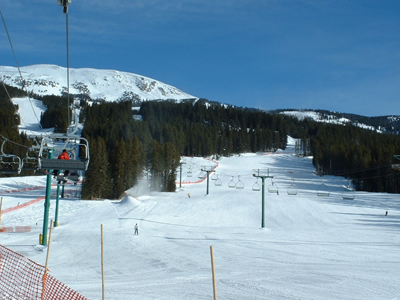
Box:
<box><xmin>1</xmin><ymin>196</ymin><xmax>45</xmax><ymax>214</ymax></box>
<box><xmin>0</xmin><ymin>185</ymin><xmax>46</xmax><ymax>195</ymax></box>
<box><xmin>0</xmin><ymin>225</ymin><xmax>32</xmax><ymax>233</ymax></box>
<box><xmin>0</xmin><ymin>244</ymin><xmax>45</xmax><ymax>299</ymax></box>
<box><xmin>43</xmin><ymin>273</ymin><xmax>88</xmax><ymax>300</ymax></box>
<box><xmin>0</xmin><ymin>244</ymin><xmax>88</xmax><ymax>300</ymax></box>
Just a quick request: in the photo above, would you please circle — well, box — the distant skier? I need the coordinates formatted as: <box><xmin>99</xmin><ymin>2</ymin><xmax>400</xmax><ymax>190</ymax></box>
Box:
<box><xmin>134</xmin><ymin>223</ymin><xmax>139</xmax><ymax>235</ymax></box>
<box><xmin>188</xmin><ymin>193</ymin><xmax>191</xmax><ymax>198</ymax></box>
<box><xmin>385</xmin><ymin>210</ymin><xmax>388</xmax><ymax>216</ymax></box>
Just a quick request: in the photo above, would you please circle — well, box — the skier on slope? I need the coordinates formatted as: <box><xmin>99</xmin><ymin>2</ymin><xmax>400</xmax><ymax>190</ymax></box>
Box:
<box><xmin>134</xmin><ymin>223</ymin><xmax>139</xmax><ymax>235</ymax></box>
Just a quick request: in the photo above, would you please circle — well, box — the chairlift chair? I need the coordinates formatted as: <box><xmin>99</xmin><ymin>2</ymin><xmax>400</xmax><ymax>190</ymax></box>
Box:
<box><xmin>187</xmin><ymin>168</ymin><xmax>193</xmax><ymax>177</ymax></box>
<box><xmin>287</xmin><ymin>179</ymin><xmax>298</xmax><ymax>196</ymax></box>
<box><xmin>22</xmin><ymin>156</ymin><xmax>38</xmax><ymax>171</ymax></box>
<box><xmin>252</xmin><ymin>179</ymin><xmax>261</xmax><ymax>192</ymax></box>
<box><xmin>342</xmin><ymin>190</ymin><xmax>355</xmax><ymax>200</ymax></box>
<box><xmin>211</xmin><ymin>172</ymin><xmax>218</xmax><ymax>180</ymax></box>
<box><xmin>268</xmin><ymin>180</ymin><xmax>279</xmax><ymax>194</ymax></box>
<box><xmin>57</xmin><ymin>171</ymin><xmax>82</xmax><ymax>185</ymax></box>
<box><xmin>0</xmin><ymin>156</ymin><xmax>22</xmax><ymax>174</ymax></box>
<box><xmin>0</xmin><ymin>140</ymin><xmax>22</xmax><ymax>174</ymax></box>
<box><xmin>236</xmin><ymin>175</ymin><xmax>244</xmax><ymax>189</ymax></box>
<box><xmin>38</xmin><ymin>134</ymin><xmax>90</xmax><ymax>172</ymax></box>
<box><xmin>21</xmin><ymin>147</ymin><xmax>40</xmax><ymax>171</ymax></box>
<box><xmin>316</xmin><ymin>181</ymin><xmax>330</xmax><ymax>197</ymax></box>
<box><xmin>214</xmin><ymin>175</ymin><xmax>222</xmax><ymax>186</ymax></box>
<box><xmin>228</xmin><ymin>176</ymin><xmax>236</xmax><ymax>188</ymax></box>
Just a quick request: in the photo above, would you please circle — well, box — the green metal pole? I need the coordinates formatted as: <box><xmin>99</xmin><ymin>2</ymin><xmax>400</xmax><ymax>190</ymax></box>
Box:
<box><xmin>41</xmin><ymin>149</ymin><xmax>53</xmax><ymax>245</ymax></box>
<box><xmin>54</xmin><ymin>183</ymin><xmax>61</xmax><ymax>227</ymax></box>
<box><xmin>261</xmin><ymin>177</ymin><xmax>265</xmax><ymax>228</ymax></box>
<box><xmin>206</xmin><ymin>171</ymin><xmax>210</xmax><ymax>195</ymax></box>
<box><xmin>179</xmin><ymin>163</ymin><xmax>183</xmax><ymax>188</ymax></box>
<box><xmin>61</xmin><ymin>184</ymin><xmax>65</xmax><ymax>198</ymax></box>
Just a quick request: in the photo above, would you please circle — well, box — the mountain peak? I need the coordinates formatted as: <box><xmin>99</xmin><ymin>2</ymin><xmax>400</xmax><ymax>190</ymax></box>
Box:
<box><xmin>0</xmin><ymin>64</ymin><xmax>197</xmax><ymax>103</ymax></box>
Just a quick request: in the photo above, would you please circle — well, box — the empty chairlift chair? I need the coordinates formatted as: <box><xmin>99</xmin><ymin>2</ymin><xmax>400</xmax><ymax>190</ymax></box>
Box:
<box><xmin>268</xmin><ymin>180</ymin><xmax>279</xmax><ymax>194</ymax></box>
<box><xmin>287</xmin><ymin>179</ymin><xmax>298</xmax><ymax>196</ymax></box>
<box><xmin>236</xmin><ymin>175</ymin><xmax>244</xmax><ymax>189</ymax></box>
<box><xmin>211</xmin><ymin>172</ymin><xmax>218</xmax><ymax>181</ymax></box>
<box><xmin>214</xmin><ymin>175</ymin><xmax>222</xmax><ymax>186</ymax></box>
<box><xmin>342</xmin><ymin>190</ymin><xmax>355</xmax><ymax>200</ymax></box>
<box><xmin>228</xmin><ymin>176</ymin><xmax>236</xmax><ymax>188</ymax></box>
<box><xmin>0</xmin><ymin>140</ymin><xmax>22</xmax><ymax>175</ymax></box>
<box><xmin>252</xmin><ymin>179</ymin><xmax>261</xmax><ymax>192</ymax></box>
<box><xmin>21</xmin><ymin>147</ymin><xmax>40</xmax><ymax>172</ymax></box>
<box><xmin>316</xmin><ymin>179</ymin><xmax>330</xmax><ymax>197</ymax></box>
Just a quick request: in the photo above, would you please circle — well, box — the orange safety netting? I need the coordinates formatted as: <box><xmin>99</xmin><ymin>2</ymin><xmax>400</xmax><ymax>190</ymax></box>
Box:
<box><xmin>0</xmin><ymin>226</ymin><xmax>32</xmax><ymax>233</ymax></box>
<box><xmin>0</xmin><ymin>244</ymin><xmax>88</xmax><ymax>300</ymax></box>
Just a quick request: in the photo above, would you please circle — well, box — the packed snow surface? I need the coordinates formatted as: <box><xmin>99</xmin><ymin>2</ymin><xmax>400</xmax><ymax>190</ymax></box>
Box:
<box><xmin>1</xmin><ymin>137</ymin><xmax>399</xmax><ymax>299</ymax></box>
<box><xmin>2</xmin><ymin>93</ymin><xmax>399</xmax><ymax>299</ymax></box>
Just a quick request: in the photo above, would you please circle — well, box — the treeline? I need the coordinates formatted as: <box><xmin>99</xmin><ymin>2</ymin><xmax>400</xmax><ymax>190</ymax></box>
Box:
<box><xmin>140</xmin><ymin>100</ymin><xmax>288</xmax><ymax>157</ymax></box>
<box><xmin>33</xmin><ymin>93</ymin><xmax>90</xmax><ymax>133</ymax></box>
<box><xmin>80</xmin><ymin>101</ymin><xmax>182</xmax><ymax>199</ymax></box>
<box><xmin>288</xmin><ymin>118</ymin><xmax>400</xmax><ymax>193</ymax></box>
<box><xmin>0</xmin><ymin>84</ymin><xmax>32</xmax><ymax>174</ymax></box>
<box><xmin>3</xmin><ymin>82</ymin><xmax>400</xmax><ymax>195</ymax></box>
<box><xmin>37</xmin><ymin>94</ymin><xmax>70</xmax><ymax>132</ymax></box>
<box><xmin>276</xmin><ymin>108</ymin><xmax>400</xmax><ymax>134</ymax></box>
<box><xmin>79</xmin><ymin>100</ymin><xmax>289</xmax><ymax>199</ymax></box>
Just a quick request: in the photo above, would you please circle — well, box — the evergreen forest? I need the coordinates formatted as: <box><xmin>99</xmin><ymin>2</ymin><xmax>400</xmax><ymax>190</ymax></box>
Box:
<box><xmin>2</xmin><ymin>82</ymin><xmax>400</xmax><ymax>198</ymax></box>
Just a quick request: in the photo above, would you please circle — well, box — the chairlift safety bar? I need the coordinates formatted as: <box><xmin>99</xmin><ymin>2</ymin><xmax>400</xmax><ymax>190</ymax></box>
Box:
<box><xmin>38</xmin><ymin>135</ymin><xmax>90</xmax><ymax>171</ymax></box>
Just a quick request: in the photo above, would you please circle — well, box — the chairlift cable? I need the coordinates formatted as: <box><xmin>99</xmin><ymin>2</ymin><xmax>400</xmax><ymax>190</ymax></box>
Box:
<box><xmin>0</xmin><ymin>134</ymin><xmax>30</xmax><ymax>150</ymax></box>
<box><xmin>1</xmin><ymin>10</ymin><xmax>43</xmax><ymax>129</ymax></box>
<box><xmin>0</xmin><ymin>10</ymin><xmax>23</xmax><ymax>82</ymax></box>
<box><xmin>66</xmin><ymin>12</ymin><xmax>71</xmax><ymax>126</ymax></box>
<box><xmin>1</xmin><ymin>81</ymin><xmax>41</xmax><ymax>141</ymax></box>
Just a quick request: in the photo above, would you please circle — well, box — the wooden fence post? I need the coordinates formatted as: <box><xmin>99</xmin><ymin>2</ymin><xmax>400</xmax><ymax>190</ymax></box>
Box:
<box><xmin>101</xmin><ymin>224</ymin><xmax>105</xmax><ymax>300</ymax></box>
<box><xmin>210</xmin><ymin>245</ymin><xmax>217</xmax><ymax>300</ymax></box>
<box><xmin>0</xmin><ymin>197</ymin><xmax>3</xmax><ymax>228</ymax></box>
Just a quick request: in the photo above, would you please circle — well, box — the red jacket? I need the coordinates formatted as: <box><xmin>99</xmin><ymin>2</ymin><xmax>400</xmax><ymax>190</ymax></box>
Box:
<box><xmin>58</xmin><ymin>151</ymin><xmax>70</xmax><ymax>160</ymax></box>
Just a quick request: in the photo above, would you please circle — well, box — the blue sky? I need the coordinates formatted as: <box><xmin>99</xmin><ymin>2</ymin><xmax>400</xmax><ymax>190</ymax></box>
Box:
<box><xmin>1</xmin><ymin>0</ymin><xmax>400</xmax><ymax>116</ymax></box>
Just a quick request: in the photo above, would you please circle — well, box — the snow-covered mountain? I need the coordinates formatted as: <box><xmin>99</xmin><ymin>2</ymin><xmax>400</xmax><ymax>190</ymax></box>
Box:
<box><xmin>280</xmin><ymin>110</ymin><xmax>379</xmax><ymax>130</ymax></box>
<box><xmin>0</xmin><ymin>64</ymin><xmax>197</xmax><ymax>103</ymax></box>
<box><xmin>278</xmin><ymin>109</ymin><xmax>400</xmax><ymax>134</ymax></box>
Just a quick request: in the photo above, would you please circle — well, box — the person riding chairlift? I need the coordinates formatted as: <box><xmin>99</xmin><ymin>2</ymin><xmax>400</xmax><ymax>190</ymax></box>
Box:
<box><xmin>53</xmin><ymin>149</ymin><xmax>70</xmax><ymax>177</ymax></box>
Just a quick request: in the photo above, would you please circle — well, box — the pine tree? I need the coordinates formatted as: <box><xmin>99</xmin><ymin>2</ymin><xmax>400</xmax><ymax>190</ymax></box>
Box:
<box><xmin>81</xmin><ymin>137</ymin><xmax>112</xmax><ymax>199</ymax></box>
<box><xmin>111</xmin><ymin>139</ymin><xmax>127</xmax><ymax>198</ymax></box>
<box><xmin>124</xmin><ymin>137</ymin><xmax>144</xmax><ymax>190</ymax></box>
<box><xmin>148</xmin><ymin>140</ymin><xmax>163</xmax><ymax>191</ymax></box>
